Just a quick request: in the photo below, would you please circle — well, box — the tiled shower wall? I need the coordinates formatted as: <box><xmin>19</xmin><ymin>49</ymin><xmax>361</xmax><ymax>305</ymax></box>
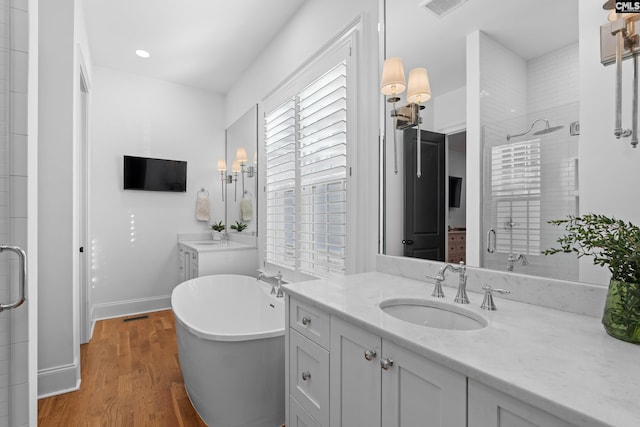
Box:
<box><xmin>527</xmin><ymin>43</ymin><xmax>580</xmax><ymax>112</ymax></box>
<box><xmin>479</xmin><ymin>33</ymin><xmax>528</xmax><ymax>129</ymax></box>
<box><xmin>0</xmin><ymin>0</ymin><xmax>29</xmax><ymax>425</ymax></box>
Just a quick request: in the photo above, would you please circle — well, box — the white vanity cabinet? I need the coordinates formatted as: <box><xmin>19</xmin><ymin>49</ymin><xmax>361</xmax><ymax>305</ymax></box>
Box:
<box><xmin>177</xmin><ymin>241</ymin><xmax>258</xmax><ymax>282</ymax></box>
<box><xmin>468</xmin><ymin>380</ymin><xmax>574</xmax><ymax>427</ymax></box>
<box><xmin>288</xmin><ymin>298</ymin><xmax>331</xmax><ymax>426</ymax></box>
<box><xmin>287</xmin><ymin>297</ymin><xmax>466</xmax><ymax>427</ymax></box>
<box><xmin>178</xmin><ymin>245</ymin><xmax>199</xmax><ymax>282</ymax></box>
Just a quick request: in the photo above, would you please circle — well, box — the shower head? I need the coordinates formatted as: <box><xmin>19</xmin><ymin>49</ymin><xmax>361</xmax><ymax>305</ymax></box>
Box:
<box><xmin>532</xmin><ymin>124</ymin><xmax>564</xmax><ymax>136</ymax></box>
<box><xmin>506</xmin><ymin>118</ymin><xmax>563</xmax><ymax>141</ymax></box>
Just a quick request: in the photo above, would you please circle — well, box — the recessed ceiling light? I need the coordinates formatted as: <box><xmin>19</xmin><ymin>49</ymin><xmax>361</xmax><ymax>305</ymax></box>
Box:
<box><xmin>135</xmin><ymin>49</ymin><xmax>150</xmax><ymax>58</ymax></box>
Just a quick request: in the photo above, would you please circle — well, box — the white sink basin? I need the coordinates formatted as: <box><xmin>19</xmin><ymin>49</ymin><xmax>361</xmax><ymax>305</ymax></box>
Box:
<box><xmin>194</xmin><ymin>242</ymin><xmax>220</xmax><ymax>246</ymax></box>
<box><xmin>380</xmin><ymin>298</ymin><xmax>487</xmax><ymax>331</ymax></box>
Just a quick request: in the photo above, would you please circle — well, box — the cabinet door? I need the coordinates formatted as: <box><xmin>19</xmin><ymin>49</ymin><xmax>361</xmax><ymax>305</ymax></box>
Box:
<box><xmin>178</xmin><ymin>247</ymin><xmax>186</xmax><ymax>283</ymax></box>
<box><xmin>290</xmin><ymin>329</ymin><xmax>330</xmax><ymax>426</ymax></box>
<box><xmin>189</xmin><ymin>252</ymin><xmax>198</xmax><ymax>280</ymax></box>
<box><xmin>468</xmin><ymin>380</ymin><xmax>574</xmax><ymax>427</ymax></box>
<box><xmin>330</xmin><ymin>317</ymin><xmax>382</xmax><ymax>427</ymax></box>
<box><xmin>381</xmin><ymin>339</ymin><xmax>466</xmax><ymax>427</ymax></box>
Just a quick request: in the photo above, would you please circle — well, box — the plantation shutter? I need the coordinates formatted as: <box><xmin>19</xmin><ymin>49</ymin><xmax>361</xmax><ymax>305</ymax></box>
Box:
<box><xmin>263</xmin><ymin>37</ymin><xmax>352</xmax><ymax>279</ymax></box>
<box><xmin>265</xmin><ymin>99</ymin><xmax>297</xmax><ymax>269</ymax></box>
<box><xmin>491</xmin><ymin>140</ymin><xmax>541</xmax><ymax>255</ymax></box>
<box><xmin>298</xmin><ymin>62</ymin><xmax>348</xmax><ymax>277</ymax></box>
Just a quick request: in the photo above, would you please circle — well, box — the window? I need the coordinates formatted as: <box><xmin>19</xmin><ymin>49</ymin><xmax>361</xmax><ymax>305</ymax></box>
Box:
<box><xmin>264</xmin><ymin>39</ymin><xmax>352</xmax><ymax>279</ymax></box>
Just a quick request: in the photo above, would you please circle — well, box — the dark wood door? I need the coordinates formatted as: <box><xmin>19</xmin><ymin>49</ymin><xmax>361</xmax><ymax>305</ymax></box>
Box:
<box><xmin>403</xmin><ymin>129</ymin><xmax>446</xmax><ymax>260</ymax></box>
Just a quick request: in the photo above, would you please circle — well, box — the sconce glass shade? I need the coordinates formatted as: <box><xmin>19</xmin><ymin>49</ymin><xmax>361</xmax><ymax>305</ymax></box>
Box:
<box><xmin>254</xmin><ymin>151</ymin><xmax>257</xmax><ymax>164</ymax></box>
<box><xmin>232</xmin><ymin>160</ymin><xmax>241</xmax><ymax>173</ymax></box>
<box><xmin>380</xmin><ymin>57</ymin><xmax>407</xmax><ymax>96</ymax></box>
<box><xmin>217</xmin><ymin>159</ymin><xmax>226</xmax><ymax>172</ymax></box>
<box><xmin>236</xmin><ymin>147</ymin><xmax>248</xmax><ymax>164</ymax></box>
<box><xmin>407</xmin><ymin>68</ymin><xmax>432</xmax><ymax>104</ymax></box>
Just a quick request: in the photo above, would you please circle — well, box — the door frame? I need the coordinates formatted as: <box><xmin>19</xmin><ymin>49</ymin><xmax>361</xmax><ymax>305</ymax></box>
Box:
<box><xmin>27</xmin><ymin>0</ymin><xmax>39</xmax><ymax>423</ymax></box>
<box><xmin>77</xmin><ymin>48</ymin><xmax>92</xmax><ymax>344</ymax></box>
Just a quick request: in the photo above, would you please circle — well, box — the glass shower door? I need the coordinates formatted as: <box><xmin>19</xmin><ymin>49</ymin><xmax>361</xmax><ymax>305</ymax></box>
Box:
<box><xmin>0</xmin><ymin>1</ymin><xmax>31</xmax><ymax>425</ymax></box>
<box><xmin>482</xmin><ymin>103</ymin><xmax>580</xmax><ymax>281</ymax></box>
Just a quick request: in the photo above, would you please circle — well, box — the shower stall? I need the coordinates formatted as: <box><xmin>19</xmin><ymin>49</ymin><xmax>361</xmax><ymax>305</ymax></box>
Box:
<box><xmin>482</xmin><ymin>102</ymin><xmax>580</xmax><ymax>280</ymax></box>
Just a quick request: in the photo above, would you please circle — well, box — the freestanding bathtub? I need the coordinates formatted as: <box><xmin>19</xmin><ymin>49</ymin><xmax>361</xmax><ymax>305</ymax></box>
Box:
<box><xmin>171</xmin><ymin>274</ymin><xmax>285</xmax><ymax>427</ymax></box>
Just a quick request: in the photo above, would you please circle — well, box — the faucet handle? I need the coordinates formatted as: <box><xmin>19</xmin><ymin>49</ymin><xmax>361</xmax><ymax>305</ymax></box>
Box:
<box><xmin>480</xmin><ymin>285</ymin><xmax>510</xmax><ymax>311</ymax></box>
<box><xmin>426</xmin><ymin>274</ymin><xmax>445</xmax><ymax>298</ymax></box>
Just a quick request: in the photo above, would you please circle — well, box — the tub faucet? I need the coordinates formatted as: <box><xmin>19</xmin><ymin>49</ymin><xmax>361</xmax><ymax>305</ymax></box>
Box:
<box><xmin>257</xmin><ymin>270</ymin><xmax>284</xmax><ymax>297</ymax></box>
<box><xmin>426</xmin><ymin>261</ymin><xmax>468</xmax><ymax>302</ymax></box>
<box><xmin>507</xmin><ymin>253</ymin><xmax>528</xmax><ymax>271</ymax></box>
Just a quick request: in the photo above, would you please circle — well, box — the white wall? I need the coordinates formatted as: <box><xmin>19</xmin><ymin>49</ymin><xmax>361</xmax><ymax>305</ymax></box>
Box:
<box><xmin>37</xmin><ymin>0</ymin><xmax>81</xmax><ymax>397</ymax></box>
<box><xmin>579</xmin><ymin>4</ymin><xmax>640</xmax><ymax>285</ymax></box>
<box><xmin>90</xmin><ymin>66</ymin><xmax>225</xmax><ymax>318</ymax></box>
<box><xmin>225</xmin><ymin>0</ymin><xmax>380</xmax><ymax>275</ymax></box>
<box><xmin>433</xmin><ymin>86</ymin><xmax>466</xmax><ymax>133</ymax></box>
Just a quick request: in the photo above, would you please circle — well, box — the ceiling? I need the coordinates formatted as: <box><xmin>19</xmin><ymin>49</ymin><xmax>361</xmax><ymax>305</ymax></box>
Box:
<box><xmin>83</xmin><ymin>0</ymin><xmax>306</xmax><ymax>94</ymax></box>
<box><xmin>83</xmin><ymin>0</ymin><xmax>579</xmax><ymax>97</ymax></box>
<box><xmin>387</xmin><ymin>0</ymin><xmax>579</xmax><ymax>96</ymax></box>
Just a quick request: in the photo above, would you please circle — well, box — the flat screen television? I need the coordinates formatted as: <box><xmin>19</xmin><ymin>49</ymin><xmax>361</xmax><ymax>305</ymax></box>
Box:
<box><xmin>123</xmin><ymin>155</ymin><xmax>187</xmax><ymax>192</ymax></box>
<box><xmin>449</xmin><ymin>176</ymin><xmax>462</xmax><ymax>208</ymax></box>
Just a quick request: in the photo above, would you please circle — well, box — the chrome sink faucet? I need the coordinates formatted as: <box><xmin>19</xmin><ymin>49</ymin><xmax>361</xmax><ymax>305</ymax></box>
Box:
<box><xmin>507</xmin><ymin>253</ymin><xmax>528</xmax><ymax>271</ymax></box>
<box><xmin>426</xmin><ymin>261</ymin><xmax>468</xmax><ymax>303</ymax></box>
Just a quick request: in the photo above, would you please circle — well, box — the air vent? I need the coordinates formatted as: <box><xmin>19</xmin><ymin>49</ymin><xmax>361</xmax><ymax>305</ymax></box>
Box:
<box><xmin>420</xmin><ymin>0</ymin><xmax>469</xmax><ymax>17</ymax></box>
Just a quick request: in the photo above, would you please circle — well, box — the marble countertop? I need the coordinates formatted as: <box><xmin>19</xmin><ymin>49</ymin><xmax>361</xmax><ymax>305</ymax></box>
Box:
<box><xmin>283</xmin><ymin>272</ymin><xmax>640</xmax><ymax>427</ymax></box>
<box><xmin>178</xmin><ymin>240</ymin><xmax>255</xmax><ymax>253</ymax></box>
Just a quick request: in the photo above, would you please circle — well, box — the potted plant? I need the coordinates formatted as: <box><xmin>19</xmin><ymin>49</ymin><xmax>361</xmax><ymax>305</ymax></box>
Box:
<box><xmin>544</xmin><ymin>214</ymin><xmax>640</xmax><ymax>344</ymax></box>
<box><xmin>210</xmin><ymin>221</ymin><xmax>225</xmax><ymax>240</ymax></box>
<box><xmin>230</xmin><ymin>220</ymin><xmax>247</xmax><ymax>232</ymax></box>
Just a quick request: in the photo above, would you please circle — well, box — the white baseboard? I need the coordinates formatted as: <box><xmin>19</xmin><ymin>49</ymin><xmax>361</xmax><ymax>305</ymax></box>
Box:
<box><xmin>38</xmin><ymin>360</ymin><xmax>80</xmax><ymax>398</ymax></box>
<box><xmin>92</xmin><ymin>295</ymin><xmax>171</xmax><ymax>321</ymax></box>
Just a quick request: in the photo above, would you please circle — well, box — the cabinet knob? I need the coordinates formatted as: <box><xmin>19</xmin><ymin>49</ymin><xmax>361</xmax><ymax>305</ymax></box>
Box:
<box><xmin>380</xmin><ymin>358</ymin><xmax>394</xmax><ymax>370</ymax></box>
<box><xmin>364</xmin><ymin>350</ymin><xmax>377</xmax><ymax>361</ymax></box>
<box><xmin>301</xmin><ymin>371</ymin><xmax>311</xmax><ymax>381</ymax></box>
<box><xmin>301</xmin><ymin>317</ymin><xmax>311</xmax><ymax>326</ymax></box>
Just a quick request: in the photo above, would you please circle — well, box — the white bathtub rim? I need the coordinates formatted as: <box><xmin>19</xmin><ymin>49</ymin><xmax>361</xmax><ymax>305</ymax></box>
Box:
<box><xmin>173</xmin><ymin>315</ymin><xmax>284</xmax><ymax>342</ymax></box>
<box><xmin>171</xmin><ymin>274</ymin><xmax>285</xmax><ymax>342</ymax></box>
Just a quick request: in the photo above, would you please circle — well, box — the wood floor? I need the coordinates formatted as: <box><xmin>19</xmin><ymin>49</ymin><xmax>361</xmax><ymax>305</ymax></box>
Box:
<box><xmin>38</xmin><ymin>310</ymin><xmax>206</xmax><ymax>427</ymax></box>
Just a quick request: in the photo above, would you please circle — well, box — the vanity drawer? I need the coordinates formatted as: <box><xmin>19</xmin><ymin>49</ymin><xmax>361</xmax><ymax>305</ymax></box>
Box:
<box><xmin>289</xmin><ymin>396</ymin><xmax>322</xmax><ymax>427</ymax></box>
<box><xmin>290</xmin><ymin>298</ymin><xmax>330</xmax><ymax>349</ymax></box>
<box><xmin>289</xmin><ymin>329</ymin><xmax>329</xmax><ymax>427</ymax></box>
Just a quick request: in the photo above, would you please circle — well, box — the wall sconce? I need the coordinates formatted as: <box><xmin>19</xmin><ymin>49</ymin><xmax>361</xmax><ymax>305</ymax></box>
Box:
<box><xmin>232</xmin><ymin>159</ymin><xmax>240</xmax><ymax>201</ymax></box>
<box><xmin>381</xmin><ymin>57</ymin><xmax>432</xmax><ymax>178</ymax></box>
<box><xmin>601</xmin><ymin>1</ymin><xmax>640</xmax><ymax>147</ymax></box>
<box><xmin>235</xmin><ymin>146</ymin><xmax>255</xmax><ymax>199</ymax></box>
<box><xmin>217</xmin><ymin>159</ymin><xmax>227</xmax><ymax>201</ymax></box>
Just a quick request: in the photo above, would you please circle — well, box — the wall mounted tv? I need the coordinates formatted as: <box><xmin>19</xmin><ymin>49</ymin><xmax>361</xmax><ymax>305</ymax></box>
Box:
<box><xmin>123</xmin><ymin>155</ymin><xmax>187</xmax><ymax>192</ymax></box>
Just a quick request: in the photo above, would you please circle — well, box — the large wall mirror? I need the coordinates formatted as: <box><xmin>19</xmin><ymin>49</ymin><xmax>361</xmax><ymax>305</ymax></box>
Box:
<box><xmin>382</xmin><ymin>0</ymin><xmax>586</xmax><ymax>282</ymax></box>
<box><xmin>225</xmin><ymin>104</ymin><xmax>259</xmax><ymax>236</ymax></box>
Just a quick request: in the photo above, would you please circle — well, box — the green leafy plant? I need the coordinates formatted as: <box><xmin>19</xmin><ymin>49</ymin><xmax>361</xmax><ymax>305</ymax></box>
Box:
<box><xmin>543</xmin><ymin>214</ymin><xmax>640</xmax><ymax>283</ymax></box>
<box><xmin>210</xmin><ymin>221</ymin><xmax>225</xmax><ymax>232</ymax></box>
<box><xmin>230</xmin><ymin>220</ymin><xmax>247</xmax><ymax>232</ymax></box>
<box><xmin>544</xmin><ymin>214</ymin><xmax>640</xmax><ymax>342</ymax></box>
